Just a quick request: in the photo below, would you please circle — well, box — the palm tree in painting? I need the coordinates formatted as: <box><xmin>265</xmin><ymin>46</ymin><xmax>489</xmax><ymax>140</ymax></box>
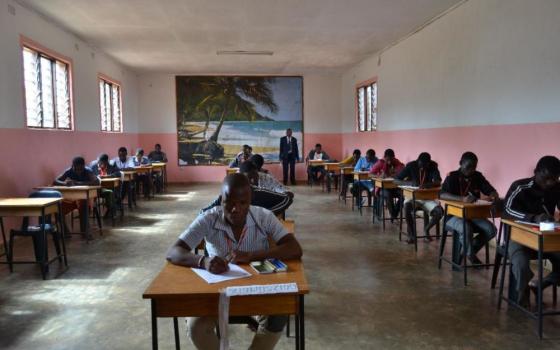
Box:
<box><xmin>199</xmin><ymin>77</ymin><xmax>278</xmax><ymax>142</ymax></box>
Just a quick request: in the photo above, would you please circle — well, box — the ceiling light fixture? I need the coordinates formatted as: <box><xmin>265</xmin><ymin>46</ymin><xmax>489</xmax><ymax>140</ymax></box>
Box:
<box><xmin>216</xmin><ymin>50</ymin><xmax>273</xmax><ymax>56</ymax></box>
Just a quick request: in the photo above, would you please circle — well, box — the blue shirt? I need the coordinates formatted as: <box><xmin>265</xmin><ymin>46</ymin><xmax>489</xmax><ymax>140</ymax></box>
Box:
<box><xmin>354</xmin><ymin>156</ymin><xmax>378</xmax><ymax>172</ymax></box>
<box><xmin>133</xmin><ymin>156</ymin><xmax>151</xmax><ymax>166</ymax></box>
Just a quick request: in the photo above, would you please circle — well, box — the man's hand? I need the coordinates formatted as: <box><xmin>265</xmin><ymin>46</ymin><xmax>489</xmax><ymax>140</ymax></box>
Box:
<box><xmin>286</xmin><ymin>191</ymin><xmax>294</xmax><ymax>199</ymax></box>
<box><xmin>230</xmin><ymin>250</ymin><xmax>252</xmax><ymax>264</ymax></box>
<box><xmin>463</xmin><ymin>194</ymin><xmax>477</xmax><ymax>203</ymax></box>
<box><xmin>64</xmin><ymin>179</ymin><xmax>75</xmax><ymax>186</ymax></box>
<box><xmin>535</xmin><ymin>213</ymin><xmax>554</xmax><ymax>223</ymax></box>
<box><xmin>203</xmin><ymin>256</ymin><xmax>229</xmax><ymax>274</ymax></box>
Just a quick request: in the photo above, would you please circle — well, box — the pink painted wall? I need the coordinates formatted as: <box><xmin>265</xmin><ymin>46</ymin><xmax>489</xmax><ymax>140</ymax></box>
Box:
<box><xmin>138</xmin><ymin>132</ymin><xmax>343</xmax><ymax>183</ymax></box>
<box><xmin>0</xmin><ymin>128</ymin><xmax>139</xmax><ymax>197</ymax></box>
<box><xmin>341</xmin><ymin>122</ymin><xmax>560</xmax><ymax>196</ymax></box>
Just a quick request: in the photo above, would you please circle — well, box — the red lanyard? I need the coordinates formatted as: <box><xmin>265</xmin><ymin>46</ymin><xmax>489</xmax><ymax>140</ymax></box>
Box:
<box><xmin>459</xmin><ymin>177</ymin><xmax>471</xmax><ymax>196</ymax></box>
<box><xmin>225</xmin><ymin>226</ymin><xmax>249</xmax><ymax>252</ymax></box>
<box><xmin>419</xmin><ymin>169</ymin><xmax>426</xmax><ymax>186</ymax></box>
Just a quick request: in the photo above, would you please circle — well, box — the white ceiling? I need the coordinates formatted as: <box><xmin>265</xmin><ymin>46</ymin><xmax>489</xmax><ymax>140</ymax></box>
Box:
<box><xmin>18</xmin><ymin>0</ymin><xmax>463</xmax><ymax>74</ymax></box>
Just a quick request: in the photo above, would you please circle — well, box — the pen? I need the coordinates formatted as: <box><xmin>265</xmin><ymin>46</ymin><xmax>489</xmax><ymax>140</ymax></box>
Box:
<box><xmin>542</xmin><ymin>203</ymin><xmax>552</xmax><ymax>218</ymax></box>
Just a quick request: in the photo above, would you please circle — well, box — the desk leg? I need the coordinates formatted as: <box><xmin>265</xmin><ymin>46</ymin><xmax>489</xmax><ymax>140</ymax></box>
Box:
<box><xmin>40</xmin><ymin>208</ymin><xmax>48</xmax><ymax>279</ymax></box>
<box><xmin>381</xmin><ymin>187</ymin><xmax>386</xmax><ymax>230</ymax></box>
<box><xmin>438</xmin><ymin>206</ymin><xmax>449</xmax><ymax>269</ymax></box>
<box><xmin>398</xmin><ymin>193</ymin><xmax>404</xmax><ymax>241</ymax></box>
<box><xmin>497</xmin><ymin>225</ymin><xmax>510</xmax><ymax>309</ymax></box>
<box><xmin>412</xmin><ymin>194</ymin><xmax>418</xmax><ymax>252</ymax></box>
<box><xmin>299</xmin><ymin>295</ymin><xmax>305</xmax><ymax>350</ymax></box>
<box><xmin>173</xmin><ymin>317</ymin><xmax>180</xmax><ymax>350</ymax></box>
<box><xmin>537</xmin><ymin>236</ymin><xmax>544</xmax><ymax>339</ymax></box>
<box><xmin>357</xmin><ymin>182</ymin><xmax>363</xmax><ymax>216</ymax></box>
<box><xmin>85</xmin><ymin>193</ymin><xmax>92</xmax><ymax>241</ymax></box>
<box><xmin>295</xmin><ymin>314</ymin><xmax>300</xmax><ymax>350</ymax></box>
<box><xmin>462</xmin><ymin>208</ymin><xmax>468</xmax><ymax>286</ymax></box>
<box><xmin>151</xmin><ymin>300</ymin><xmax>158</xmax><ymax>350</ymax></box>
<box><xmin>58</xmin><ymin>202</ymin><xmax>68</xmax><ymax>266</ymax></box>
<box><xmin>0</xmin><ymin>217</ymin><xmax>7</xmax><ymax>261</ymax></box>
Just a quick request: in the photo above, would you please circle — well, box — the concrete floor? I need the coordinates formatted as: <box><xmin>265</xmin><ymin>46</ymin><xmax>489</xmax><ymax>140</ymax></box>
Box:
<box><xmin>1</xmin><ymin>183</ymin><xmax>560</xmax><ymax>350</ymax></box>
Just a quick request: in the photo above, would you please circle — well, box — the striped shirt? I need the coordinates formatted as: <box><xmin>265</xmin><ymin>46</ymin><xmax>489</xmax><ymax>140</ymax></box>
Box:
<box><xmin>179</xmin><ymin>205</ymin><xmax>289</xmax><ymax>258</ymax></box>
<box><xmin>258</xmin><ymin>172</ymin><xmax>287</xmax><ymax>193</ymax></box>
<box><xmin>504</xmin><ymin>177</ymin><xmax>560</xmax><ymax>222</ymax></box>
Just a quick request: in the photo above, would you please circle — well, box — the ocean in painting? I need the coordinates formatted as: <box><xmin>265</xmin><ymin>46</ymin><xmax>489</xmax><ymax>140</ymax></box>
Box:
<box><xmin>178</xmin><ymin>120</ymin><xmax>303</xmax><ymax>165</ymax></box>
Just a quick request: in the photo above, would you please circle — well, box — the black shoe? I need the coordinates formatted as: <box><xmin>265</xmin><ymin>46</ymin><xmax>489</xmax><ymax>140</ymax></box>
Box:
<box><xmin>406</xmin><ymin>237</ymin><xmax>415</xmax><ymax>244</ymax></box>
<box><xmin>529</xmin><ymin>278</ymin><xmax>556</xmax><ymax>291</ymax></box>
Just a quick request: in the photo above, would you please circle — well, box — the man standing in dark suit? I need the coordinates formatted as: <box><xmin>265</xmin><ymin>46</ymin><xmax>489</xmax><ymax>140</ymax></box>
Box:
<box><xmin>279</xmin><ymin>128</ymin><xmax>299</xmax><ymax>185</ymax></box>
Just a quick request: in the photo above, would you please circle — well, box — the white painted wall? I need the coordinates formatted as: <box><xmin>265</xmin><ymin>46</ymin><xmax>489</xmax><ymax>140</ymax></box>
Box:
<box><xmin>341</xmin><ymin>0</ymin><xmax>560</xmax><ymax>133</ymax></box>
<box><xmin>137</xmin><ymin>73</ymin><xmax>342</xmax><ymax>134</ymax></box>
<box><xmin>0</xmin><ymin>0</ymin><xmax>139</xmax><ymax>132</ymax></box>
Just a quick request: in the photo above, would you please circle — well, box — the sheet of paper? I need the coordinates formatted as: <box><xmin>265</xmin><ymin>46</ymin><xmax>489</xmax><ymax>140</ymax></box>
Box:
<box><xmin>192</xmin><ymin>263</ymin><xmax>251</xmax><ymax>284</ymax></box>
<box><xmin>515</xmin><ymin>220</ymin><xmax>560</xmax><ymax>229</ymax></box>
<box><xmin>474</xmin><ymin>199</ymin><xmax>492</xmax><ymax>205</ymax></box>
<box><xmin>399</xmin><ymin>185</ymin><xmax>419</xmax><ymax>190</ymax></box>
<box><xmin>225</xmin><ymin>283</ymin><xmax>299</xmax><ymax>297</ymax></box>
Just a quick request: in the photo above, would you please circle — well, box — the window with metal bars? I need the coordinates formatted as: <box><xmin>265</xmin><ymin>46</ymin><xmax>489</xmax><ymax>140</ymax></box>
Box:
<box><xmin>356</xmin><ymin>80</ymin><xmax>377</xmax><ymax>132</ymax></box>
<box><xmin>99</xmin><ymin>77</ymin><xmax>123</xmax><ymax>132</ymax></box>
<box><xmin>22</xmin><ymin>45</ymin><xmax>73</xmax><ymax>130</ymax></box>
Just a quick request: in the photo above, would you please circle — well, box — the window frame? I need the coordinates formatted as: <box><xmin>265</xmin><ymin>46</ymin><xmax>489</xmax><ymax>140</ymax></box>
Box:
<box><xmin>20</xmin><ymin>35</ymin><xmax>75</xmax><ymax>131</ymax></box>
<box><xmin>98</xmin><ymin>73</ymin><xmax>124</xmax><ymax>133</ymax></box>
<box><xmin>355</xmin><ymin>77</ymin><xmax>378</xmax><ymax>132</ymax></box>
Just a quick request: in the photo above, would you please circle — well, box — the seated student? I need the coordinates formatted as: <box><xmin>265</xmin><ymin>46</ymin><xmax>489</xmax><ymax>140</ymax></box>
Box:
<box><xmin>90</xmin><ymin>154</ymin><xmax>121</xmax><ymax>217</ymax></box>
<box><xmin>201</xmin><ymin>164</ymin><xmax>294</xmax><ymax>217</ymax></box>
<box><xmin>306</xmin><ymin>144</ymin><xmax>330</xmax><ymax>183</ymax></box>
<box><xmin>246</xmin><ymin>156</ymin><xmax>290</xmax><ymax>195</ymax></box>
<box><xmin>440</xmin><ymin>152</ymin><xmax>499</xmax><ymax>265</ymax></box>
<box><xmin>133</xmin><ymin>148</ymin><xmax>152</xmax><ymax>198</ymax></box>
<box><xmin>148</xmin><ymin>143</ymin><xmax>168</xmax><ymax>162</ymax></box>
<box><xmin>229</xmin><ymin>144</ymin><xmax>253</xmax><ymax>168</ymax></box>
<box><xmin>113</xmin><ymin>147</ymin><xmax>136</xmax><ymax>202</ymax></box>
<box><xmin>504</xmin><ymin>155</ymin><xmax>560</xmax><ymax>305</ymax></box>
<box><xmin>370</xmin><ymin>149</ymin><xmax>405</xmax><ymax>220</ymax></box>
<box><xmin>249</xmin><ymin>154</ymin><xmax>269</xmax><ymax>174</ymax></box>
<box><xmin>352</xmin><ymin>149</ymin><xmax>378</xmax><ymax>206</ymax></box>
<box><xmin>394</xmin><ymin>152</ymin><xmax>443</xmax><ymax>243</ymax></box>
<box><xmin>112</xmin><ymin>147</ymin><xmax>136</xmax><ymax>170</ymax></box>
<box><xmin>166</xmin><ymin>174</ymin><xmax>303</xmax><ymax>350</ymax></box>
<box><xmin>54</xmin><ymin>156</ymin><xmax>100</xmax><ymax>233</ymax></box>
<box><xmin>339</xmin><ymin>149</ymin><xmax>361</xmax><ymax>198</ymax></box>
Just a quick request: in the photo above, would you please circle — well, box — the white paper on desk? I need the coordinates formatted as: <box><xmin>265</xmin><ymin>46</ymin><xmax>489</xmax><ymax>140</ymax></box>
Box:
<box><xmin>474</xmin><ymin>199</ymin><xmax>492</xmax><ymax>205</ymax></box>
<box><xmin>515</xmin><ymin>220</ymin><xmax>560</xmax><ymax>229</ymax></box>
<box><xmin>399</xmin><ymin>185</ymin><xmax>419</xmax><ymax>190</ymax></box>
<box><xmin>191</xmin><ymin>263</ymin><xmax>251</xmax><ymax>284</ymax></box>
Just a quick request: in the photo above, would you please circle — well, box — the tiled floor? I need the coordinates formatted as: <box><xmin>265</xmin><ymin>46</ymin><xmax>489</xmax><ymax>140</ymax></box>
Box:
<box><xmin>1</xmin><ymin>183</ymin><xmax>560</xmax><ymax>349</ymax></box>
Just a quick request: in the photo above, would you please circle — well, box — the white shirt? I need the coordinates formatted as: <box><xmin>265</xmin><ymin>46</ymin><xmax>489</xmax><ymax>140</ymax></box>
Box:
<box><xmin>313</xmin><ymin>152</ymin><xmax>323</xmax><ymax>160</ymax></box>
<box><xmin>112</xmin><ymin>156</ymin><xmax>135</xmax><ymax>170</ymax></box>
<box><xmin>287</xmin><ymin>137</ymin><xmax>293</xmax><ymax>153</ymax></box>
<box><xmin>179</xmin><ymin>206</ymin><xmax>289</xmax><ymax>258</ymax></box>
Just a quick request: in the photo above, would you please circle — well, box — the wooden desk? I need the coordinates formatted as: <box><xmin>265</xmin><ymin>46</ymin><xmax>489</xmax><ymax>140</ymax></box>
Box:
<box><xmin>120</xmin><ymin>171</ymin><xmax>137</xmax><ymax>209</ymax></box>
<box><xmin>308</xmin><ymin>160</ymin><xmax>325</xmax><ymax>167</ymax></box>
<box><xmin>438</xmin><ymin>199</ymin><xmax>495</xmax><ymax>285</ymax></box>
<box><xmin>143</xmin><ymin>260</ymin><xmax>309</xmax><ymax>350</ymax></box>
<box><xmin>135</xmin><ymin>166</ymin><xmax>155</xmax><ymax>199</ymax></box>
<box><xmin>151</xmin><ymin>162</ymin><xmax>167</xmax><ymax>191</ymax></box>
<box><xmin>353</xmin><ymin>171</ymin><xmax>369</xmax><ymax>181</ymax></box>
<box><xmin>498</xmin><ymin>219</ymin><xmax>560</xmax><ymax>338</ymax></box>
<box><xmin>0</xmin><ymin>198</ymin><xmax>66</xmax><ymax>278</ymax></box>
<box><xmin>226</xmin><ymin>168</ymin><xmax>239</xmax><ymax>175</ymax></box>
<box><xmin>398</xmin><ymin>187</ymin><xmax>441</xmax><ymax>251</ymax></box>
<box><xmin>35</xmin><ymin>186</ymin><xmax>101</xmax><ymax>240</ymax></box>
<box><xmin>324</xmin><ymin>162</ymin><xmax>340</xmax><ymax>172</ymax></box>
<box><xmin>135</xmin><ymin>165</ymin><xmax>153</xmax><ymax>174</ymax></box>
<box><xmin>100</xmin><ymin>177</ymin><xmax>121</xmax><ymax>190</ymax></box>
<box><xmin>371</xmin><ymin>177</ymin><xmax>398</xmax><ymax>229</ymax></box>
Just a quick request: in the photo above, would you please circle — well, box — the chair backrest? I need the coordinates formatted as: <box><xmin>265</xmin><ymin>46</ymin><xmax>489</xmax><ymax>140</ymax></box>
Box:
<box><xmin>29</xmin><ymin>190</ymin><xmax>63</xmax><ymax>199</ymax></box>
<box><xmin>21</xmin><ymin>190</ymin><xmax>63</xmax><ymax>228</ymax></box>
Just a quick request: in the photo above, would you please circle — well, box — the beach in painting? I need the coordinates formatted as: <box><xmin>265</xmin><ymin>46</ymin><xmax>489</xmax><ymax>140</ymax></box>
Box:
<box><xmin>178</xmin><ymin>121</ymin><xmax>303</xmax><ymax>165</ymax></box>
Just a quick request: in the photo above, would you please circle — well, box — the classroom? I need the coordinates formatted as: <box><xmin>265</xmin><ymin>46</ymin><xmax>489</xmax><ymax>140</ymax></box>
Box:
<box><xmin>0</xmin><ymin>0</ymin><xmax>559</xmax><ymax>349</ymax></box>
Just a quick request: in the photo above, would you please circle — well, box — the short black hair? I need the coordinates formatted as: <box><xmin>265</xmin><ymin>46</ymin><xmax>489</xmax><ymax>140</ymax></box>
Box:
<box><xmin>155</xmin><ymin>143</ymin><xmax>161</xmax><ymax>148</ymax></box>
<box><xmin>366</xmin><ymin>149</ymin><xmax>376</xmax><ymax>157</ymax></box>
<box><xmin>98</xmin><ymin>154</ymin><xmax>109</xmax><ymax>163</ymax></box>
<box><xmin>243</xmin><ymin>144</ymin><xmax>250</xmax><ymax>149</ymax></box>
<box><xmin>460</xmin><ymin>151</ymin><xmax>478</xmax><ymax>164</ymax></box>
<box><xmin>353</xmin><ymin>149</ymin><xmax>361</xmax><ymax>156</ymax></box>
<box><xmin>315</xmin><ymin>143</ymin><xmax>322</xmax><ymax>148</ymax></box>
<box><xmin>118</xmin><ymin>147</ymin><xmax>127</xmax><ymax>153</ymax></box>
<box><xmin>384</xmin><ymin>149</ymin><xmax>395</xmax><ymax>158</ymax></box>
<box><xmin>72</xmin><ymin>156</ymin><xmax>85</xmax><ymax>167</ymax></box>
<box><xmin>535</xmin><ymin>156</ymin><xmax>560</xmax><ymax>176</ymax></box>
<box><xmin>222</xmin><ymin>173</ymin><xmax>251</xmax><ymax>196</ymax></box>
<box><xmin>250</xmin><ymin>154</ymin><xmax>264</xmax><ymax>170</ymax></box>
<box><xmin>239</xmin><ymin>160</ymin><xmax>258</xmax><ymax>174</ymax></box>
<box><xmin>417</xmin><ymin>152</ymin><xmax>431</xmax><ymax>163</ymax></box>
